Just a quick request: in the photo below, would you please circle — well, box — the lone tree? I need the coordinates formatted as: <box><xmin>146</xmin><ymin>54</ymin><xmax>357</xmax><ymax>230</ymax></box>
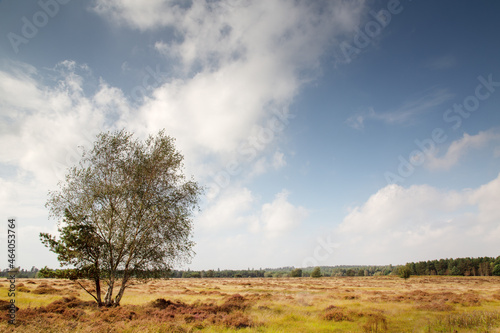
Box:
<box><xmin>290</xmin><ymin>268</ymin><xmax>302</xmax><ymax>277</ymax></box>
<box><xmin>41</xmin><ymin>130</ymin><xmax>202</xmax><ymax>307</ymax></box>
<box><xmin>398</xmin><ymin>265</ymin><xmax>411</xmax><ymax>280</ymax></box>
<box><xmin>311</xmin><ymin>266</ymin><xmax>322</xmax><ymax>278</ymax></box>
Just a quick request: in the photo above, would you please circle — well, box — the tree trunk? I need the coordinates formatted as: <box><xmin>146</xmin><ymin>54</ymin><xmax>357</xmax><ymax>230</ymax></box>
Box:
<box><xmin>95</xmin><ymin>276</ymin><xmax>103</xmax><ymax>306</ymax></box>
<box><xmin>113</xmin><ymin>278</ymin><xmax>129</xmax><ymax>306</ymax></box>
<box><xmin>104</xmin><ymin>277</ymin><xmax>115</xmax><ymax>306</ymax></box>
<box><xmin>113</xmin><ymin>269</ymin><xmax>131</xmax><ymax>306</ymax></box>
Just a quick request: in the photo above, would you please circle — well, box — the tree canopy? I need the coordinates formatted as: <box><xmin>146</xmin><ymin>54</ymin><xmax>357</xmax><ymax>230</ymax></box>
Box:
<box><xmin>398</xmin><ymin>265</ymin><xmax>411</xmax><ymax>280</ymax></box>
<box><xmin>41</xmin><ymin>129</ymin><xmax>202</xmax><ymax>306</ymax></box>
<box><xmin>311</xmin><ymin>266</ymin><xmax>322</xmax><ymax>278</ymax></box>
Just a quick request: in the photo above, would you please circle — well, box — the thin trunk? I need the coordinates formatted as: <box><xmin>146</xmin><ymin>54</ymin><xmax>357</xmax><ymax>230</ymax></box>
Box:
<box><xmin>104</xmin><ymin>277</ymin><xmax>114</xmax><ymax>306</ymax></box>
<box><xmin>113</xmin><ymin>276</ymin><xmax>129</xmax><ymax>306</ymax></box>
<box><xmin>95</xmin><ymin>276</ymin><xmax>102</xmax><ymax>306</ymax></box>
<box><xmin>94</xmin><ymin>261</ymin><xmax>103</xmax><ymax>306</ymax></box>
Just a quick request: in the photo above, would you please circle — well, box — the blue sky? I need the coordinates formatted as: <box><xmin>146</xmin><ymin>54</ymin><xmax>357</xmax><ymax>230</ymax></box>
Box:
<box><xmin>1</xmin><ymin>0</ymin><xmax>500</xmax><ymax>271</ymax></box>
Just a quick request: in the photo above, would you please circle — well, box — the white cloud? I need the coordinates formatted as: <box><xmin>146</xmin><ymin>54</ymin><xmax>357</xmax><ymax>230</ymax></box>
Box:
<box><xmin>197</xmin><ymin>187</ymin><xmax>307</xmax><ymax>237</ymax></box>
<box><xmin>0</xmin><ymin>63</ymin><xmax>129</xmax><ymax>187</ymax></box>
<box><xmin>0</xmin><ymin>177</ymin><xmax>48</xmax><ymax>219</ymax></box>
<box><xmin>425</xmin><ymin>130</ymin><xmax>500</xmax><ymax>170</ymax></box>
<box><xmin>0</xmin><ymin>1</ymin><xmax>364</xmax><ymax>270</ymax></box>
<box><xmin>197</xmin><ymin>186</ymin><xmax>255</xmax><ymax>229</ymax></box>
<box><xmin>190</xmin><ymin>229</ymin><xmax>305</xmax><ymax>270</ymax></box>
<box><xmin>191</xmin><ymin>187</ymin><xmax>308</xmax><ymax>269</ymax></box>
<box><xmin>0</xmin><ymin>62</ymin><xmax>133</xmax><ymax>269</ymax></box>
<box><xmin>1</xmin><ymin>2</ymin><xmax>368</xmax><ymax>208</ymax></box>
<box><xmin>332</xmin><ymin>173</ymin><xmax>500</xmax><ymax>264</ymax></box>
<box><xmin>0</xmin><ymin>64</ymin><xmax>42</xmax><ymax>113</ymax></box>
<box><xmin>92</xmin><ymin>0</ymin><xmax>365</xmax><ymax>162</ymax></box>
<box><xmin>261</xmin><ymin>190</ymin><xmax>308</xmax><ymax>237</ymax></box>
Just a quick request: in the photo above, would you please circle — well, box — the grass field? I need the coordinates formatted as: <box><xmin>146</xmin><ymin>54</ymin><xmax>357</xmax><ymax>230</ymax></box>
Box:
<box><xmin>1</xmin><ymin>276</ymin><xmax>500</xmax><ymax>332</ymax></box>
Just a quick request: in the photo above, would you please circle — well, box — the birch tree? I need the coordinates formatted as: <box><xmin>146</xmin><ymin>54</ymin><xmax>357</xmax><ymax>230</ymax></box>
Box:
<box><xmin>41</xmin><ymin>129</ymin><xmax>202</xmax><ymax>306</ymax></box>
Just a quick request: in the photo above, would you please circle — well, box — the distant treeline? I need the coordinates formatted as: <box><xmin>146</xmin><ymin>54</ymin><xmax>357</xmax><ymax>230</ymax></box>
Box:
<box><xmin>169</xmin><ymin>265</ymin><xmax>399</xmax><ymax>278</ymax></box>
<box><xmin>171</xmin><ymin>256</ymin><xmax>500</xmax><ymax>278</ymax></box>
<box><xmin>0</xmin><ymin>267</ymin><xmax>39</xmax><ymax>278</ymax></box>
<box><xmin>15</xmin><ymin>256</ymin><xmax>500</xmax><ymax>279</ymax></box>
<box><xmin>404</xmin><ymin>256</ymin><xmax>500</xmax><ymax>276</ymax></box>
<box><xmin>29</xmin><ymin>265</ymin><xmax>399</xmax><ymax>279</ymax></box>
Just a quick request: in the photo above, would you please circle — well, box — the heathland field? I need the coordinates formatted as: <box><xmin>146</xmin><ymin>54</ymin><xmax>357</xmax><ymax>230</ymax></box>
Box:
<box><xmin>1</xmin><ymin>276</ymin><xmax>500</xmax><ymax>332</ymax></box>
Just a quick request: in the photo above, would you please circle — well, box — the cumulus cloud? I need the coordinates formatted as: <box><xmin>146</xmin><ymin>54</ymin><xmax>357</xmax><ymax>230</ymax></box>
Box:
<box><xmin>197</xmin><ymin>187</ymin><xmax>307</xmax><ymax>236</ymax></box>
<box><xmin>0</xmin><ymin>1</ymin><xmax>365</xmax><ymax>269</ymax></box>
<box><xmin>91</xmin><ymin>0</ymin><xmax>365</xmax><ymax>159</ymax></box>
<box><xmin>197</xmin><ymin>187</ymin><xmax>255</xmax><ymax>229</ymax></box>
<box><xmin>425</xmin><ymin>130</ymin><xmax>500</xmax><ymax>171</ymax></box>
<box><xmin>1</xmin><ymin>1</ymin><xmax>367</xmax><ymax>194</ymax></box>
<box><xmin>0</xmin><ymin>62</ymin><xmax>128</xmax><ymax>187</ymax></box>
<box><xmin>332</xmin><ymin>173</ymin><xmax>500</xmax><ymax>264</ymax></box>
<box><xmin>1</xmin><ymin>1</ymin><xmax>367</xmax><ymax>179</ymax></box>
<box><xmin>260</xmin><ymin>190</ymin><xmax>308</xmax><ymax>237</ymax></box>
<box><xmin>90</xmin><ymin>1</ymin><xmax>367</xmax><ymax>198</ymax></box>
<box><xmin>191</xmin><ymin>187</ymin><xmax>308</xmax><ymax>269</ymax></box>
<box><xmin>0</xmin><ymin>63</ymin><xmax>133</xmax><ymax>269</ymax></box>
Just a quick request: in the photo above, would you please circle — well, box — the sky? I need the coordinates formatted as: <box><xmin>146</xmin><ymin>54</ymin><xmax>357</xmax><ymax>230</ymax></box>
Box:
<box><xmin>1</xmin><ymin>0</ymin><xmax>500</xmax><ymax>271</ymax></box>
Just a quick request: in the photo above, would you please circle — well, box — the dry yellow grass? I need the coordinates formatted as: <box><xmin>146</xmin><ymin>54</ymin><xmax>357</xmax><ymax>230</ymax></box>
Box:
<box><xmin>1</xmin><ymin>276</ymin><xmax>499</xmax><ymax>332</ymax></box>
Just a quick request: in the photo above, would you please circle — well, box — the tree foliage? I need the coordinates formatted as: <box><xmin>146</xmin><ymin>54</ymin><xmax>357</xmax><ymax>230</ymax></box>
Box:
<box><xmin>40</xmin><ymin>130</ymin><xmax>202</xmax><ymax>306</ymax></box>
<box><xmin>311</xmin><ymin>266</ymin><xmax>322</xmax><ymax>278</ymax></box>
<box><xmin>398</xmin><ymin>265</ymin><xmax>411</xmax><ymax>280</ymax></box>
<box><xmin>290</xmin><ymin>268</ymin><xmax>302</xmax><ymax>277</ymax></box>
<box><xmin>404</xmin><ymin>257</ymin><xmax>498</xmax><ymax>276</ymax></box>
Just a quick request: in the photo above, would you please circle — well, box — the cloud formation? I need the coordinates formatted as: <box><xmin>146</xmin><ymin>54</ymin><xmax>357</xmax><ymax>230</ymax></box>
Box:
<box><xmin>334</xmin><ymin>173</ymin><xmax>500</xmax><ymax>264</ymax></box>
<box><xmin>261</xmin><ymin>190</ymin><xmax>308</xmax><ymax>237</ymax></box>
<box><xmin>0</xmin><ymin>1</ymin><xmax>369</xmax><ymax>268</ymax></box>
<box><xmin>0</xmin><ymin>61</ymin><xmax>125</xmax><ymax>187</ymax></box>
<box><xmin>191</xmin><ymin>187</ymin><xmax>308</xmax><ymax>269</ymax></box>
<box><xmin>198</xmin><ymin>187</ymin><xmax>307</xmax><ymax>236</ymax></box>
<box><xmin>425</xmin><ymin>130</ymin><xmax>500</xmax><ymax>171</ymax></box>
